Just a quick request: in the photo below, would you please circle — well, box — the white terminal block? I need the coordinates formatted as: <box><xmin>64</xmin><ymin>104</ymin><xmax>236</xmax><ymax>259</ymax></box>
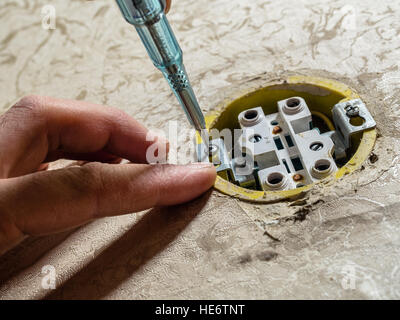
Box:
<box><xmin>238</xmin><ymin>107</ymin><xmax>280</xmax><ymax>169</ymax></box>
<box><xmin>236</xmin><ymin>97</ymin><xmax>337</xmax><ymax>191</ymax></box>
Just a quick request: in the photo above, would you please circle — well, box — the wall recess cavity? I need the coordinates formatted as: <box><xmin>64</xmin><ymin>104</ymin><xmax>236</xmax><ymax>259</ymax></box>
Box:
<box><xmin>197</xmin><ymin>76</ymin><xmax>377</xmax><ymax>203</ymax></box>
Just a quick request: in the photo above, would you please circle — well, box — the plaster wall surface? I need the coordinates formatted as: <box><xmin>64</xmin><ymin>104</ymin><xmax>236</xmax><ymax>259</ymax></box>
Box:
<box><xmin>0</xmin><ymin>0</ymin><xmax>399</xmax><ymax>299</ymax></box>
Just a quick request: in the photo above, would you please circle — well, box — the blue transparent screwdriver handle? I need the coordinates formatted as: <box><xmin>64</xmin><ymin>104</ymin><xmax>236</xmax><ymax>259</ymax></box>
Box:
<box><xmin>115</xmin><ymin>0</ymin><xmax>206</xmax><ymax>131</ymax></box>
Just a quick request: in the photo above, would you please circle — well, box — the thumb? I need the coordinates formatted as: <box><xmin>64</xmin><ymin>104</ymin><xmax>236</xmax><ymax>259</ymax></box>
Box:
<box><xmin>0</xmin><ymin>162</ymin><xmax>216</xmax><ymax>246</ymax></box>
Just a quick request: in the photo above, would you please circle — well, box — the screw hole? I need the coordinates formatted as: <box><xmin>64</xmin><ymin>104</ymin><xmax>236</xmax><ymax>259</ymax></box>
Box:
<box><xmin>349</xmin><ymin>116</ymin><xmax>365</xmax><ymax>127</ymax></box>
<box><xmin>267</xmin><ymin>172</ymin><xmax>284</xmax><ymax>185</ymax></box>
<box><xmin>310</xmin><ymin>142</ymin><xmax>324</xmax><ymax>151</ymax></box>
<box><xmin>286</xmin><ymin>98</ymin><xmax>301</xmax><ymax>108</ymax></box>
<box><xmin>244</xmin><ymin>110</ymin><xmax>259</xmax><ymax>120</ymax></box>
<box><xmin>249</xmin><ymin>134</ymin><xmax>262</xmax><ymax>143</ymax></box>
<box><xmin>314</xmin><ymin>159</ymin><xmax>331</xmax><ymax>172</ymax></box>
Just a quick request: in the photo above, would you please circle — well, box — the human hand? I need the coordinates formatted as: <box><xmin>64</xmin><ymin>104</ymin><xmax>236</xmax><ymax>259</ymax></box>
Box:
<box><xmin>0</xmin><ymin>95</ymin><xmax>216</xmax><ymax>255</ymax></box>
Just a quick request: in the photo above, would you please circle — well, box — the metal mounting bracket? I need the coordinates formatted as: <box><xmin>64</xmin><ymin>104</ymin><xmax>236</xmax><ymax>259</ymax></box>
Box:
<box><xmin>332</xmin><ymin>99</ymin><xmax>376</xmax><ymax>149</ymax></box>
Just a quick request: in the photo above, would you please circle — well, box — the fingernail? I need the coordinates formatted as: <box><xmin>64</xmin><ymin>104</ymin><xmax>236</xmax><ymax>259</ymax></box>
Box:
<box><xmin>186</xmin><ymin>162</ymin><xmax>214</xmax><ymax>169</ymax></box>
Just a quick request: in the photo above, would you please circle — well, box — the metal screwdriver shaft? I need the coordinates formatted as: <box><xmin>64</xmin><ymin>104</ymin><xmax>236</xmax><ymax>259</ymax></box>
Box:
<box><xmin>115</xmin><ymin>0</ymin><xmax>206</xmax><ymax>131</ymax></box>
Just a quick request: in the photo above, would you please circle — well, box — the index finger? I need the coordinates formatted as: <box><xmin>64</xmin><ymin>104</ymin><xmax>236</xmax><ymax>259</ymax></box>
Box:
<box><xmin>0</xmin><ymin>95</ymin><xmax>167</xmax><ymax>178</ymax></box>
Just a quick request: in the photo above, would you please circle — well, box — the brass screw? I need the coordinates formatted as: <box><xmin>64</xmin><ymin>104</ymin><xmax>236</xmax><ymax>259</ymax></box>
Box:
<box><xmin>293</xmin><ymin>174</ymin><xmax>303</xmax><ymax>181</ymax></box>
<box><xmin>272</xmin><ymin>126</ymin><xmax>282</xmax><ymax>134</ymax></box>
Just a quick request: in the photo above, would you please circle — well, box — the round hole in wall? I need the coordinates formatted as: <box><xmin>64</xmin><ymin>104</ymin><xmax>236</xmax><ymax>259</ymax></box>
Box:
<box><xmin>199</xmin><ymin>76</ymin><xmax>377</xmax><ymax>202</ymax></box>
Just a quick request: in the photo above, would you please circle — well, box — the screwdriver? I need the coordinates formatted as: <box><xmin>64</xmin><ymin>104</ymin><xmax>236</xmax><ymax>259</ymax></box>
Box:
<box><xmin>115</xmin><ymin>0</ymin><xmax>206</xmax><ymax>131</ymax></box>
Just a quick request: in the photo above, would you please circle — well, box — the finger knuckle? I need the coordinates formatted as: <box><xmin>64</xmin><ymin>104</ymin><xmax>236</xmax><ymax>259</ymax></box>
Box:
<box><xmin>62</xmin><ymin>163</ymin><xmax>104</xmax><ymax>198</ymax></box>
<box><xmin>0</xmin><ymin>95</ymin><xmax>47</xmax><ymax>132</ymax></box>
<box><xmin>145</xmin><ymin>164</ymin><xmax>171</xmax><ymax>199</ymax></box>
<box><xmin>64</xmin><ymin>163</ymin><xmax>107</xmax><ymax>217</ymax></box>
<box><xmin>16</xmin><ymin>95</ymin><xmax>42</xmax><ymax>108</ymax></box>
<box><xmin>9</xmin><ymin>95</ymin><xmax>46</xmax><ymax>120</ymax></box>
<box><xmin>15</xmin><ymin>95</ymin><xmax>43</xmax><ymax>111</ymax></box>
<box><xmin>77</xmin><ymin>163</ymin><xmax>106</xmax><ymax>193</ymax></box>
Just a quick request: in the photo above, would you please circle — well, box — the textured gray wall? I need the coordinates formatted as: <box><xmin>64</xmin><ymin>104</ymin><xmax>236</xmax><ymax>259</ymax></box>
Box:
<box><xmin>0</xmin><ymin>0</ymin><xmax>399</xmax><ymax>299</ymax></box>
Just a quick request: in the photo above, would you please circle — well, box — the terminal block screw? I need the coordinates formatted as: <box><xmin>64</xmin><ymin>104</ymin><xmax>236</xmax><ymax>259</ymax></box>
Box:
<box><xmin>293</xmin><ymin>174</ymin><xmax>303</xmax><ymax>182</ymax></box>
<box><xmin>249</xmin><ymin>134</ymin><xmax>262</xmax><ymax>143</ymax></box>
<box><xmin>345</xmin><ymin>104</ymin><xmax>360</xmax><ymax>117</ymax></box>
<box><xmin>272</xmin><ymin>126</ymin><xmax>282</xmax><ymax>134</ymax></box>
<box><xmin>209</xmin><ymin>144</ymin><xmax>218</xmax><ymax>153</ymax></box>
<box><xmin>310</xmin><ymin>142</ymin><xmax>323</xmax><ymax>151</ymax></box>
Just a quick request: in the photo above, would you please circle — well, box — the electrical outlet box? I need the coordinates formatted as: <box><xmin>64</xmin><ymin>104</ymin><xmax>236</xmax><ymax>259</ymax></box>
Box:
<box><xmin>204</xmin><ymin>97</ymin><xmax>375</xmax><ymax>191</ymax></box>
